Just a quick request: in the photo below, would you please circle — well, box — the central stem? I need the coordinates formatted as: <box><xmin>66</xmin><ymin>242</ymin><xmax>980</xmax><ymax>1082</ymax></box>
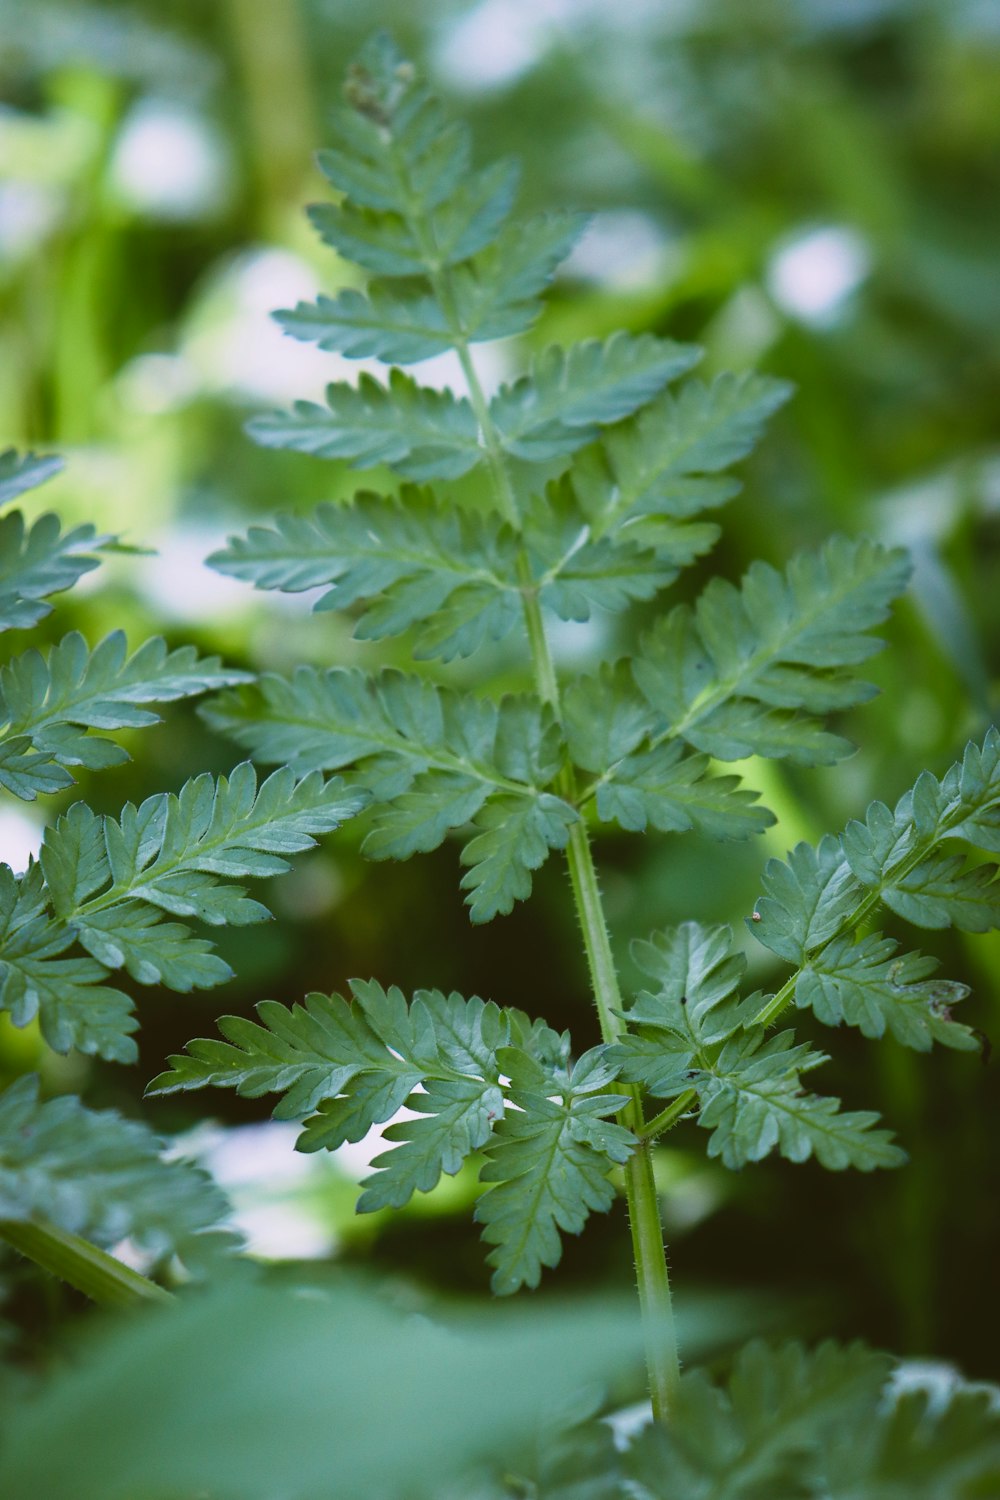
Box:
<box><xmin>458</xmin><ymin>342</ymin><xmax>681</xmax><ymax>1420</ymax></box>
<box><xmin>561</xmin><ymin>814</ymin><xmax>681</xmax><ymax>1421</ymax></box>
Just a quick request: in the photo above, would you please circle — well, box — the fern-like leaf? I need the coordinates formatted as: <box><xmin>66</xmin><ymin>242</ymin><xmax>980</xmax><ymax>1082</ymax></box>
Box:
<box><xmin>0</xmin><ymin>512</ymin><xmax>112</xmax><ymax>633</ymax></box>
<box><xmin>450</xmin><ymin>210</ymin><xmax>588</xmax><ymax>342</ymax></box>
<box><xmin>0</xmin><ymin>866</ymin><xmax>136</xmax><ymax>1062</ymax></box>
<box><xmin>0</xmin><ymin>631</ymin><xmax>251</xmax><ymax>798</ymax></box>
<box><xmin>752</xmin><ymin>729</ymin><xmax>1000</xmax><ymax>1050</ymax></box>
<box><xmin>208</xmin><ymin>494</ymin><xmax>520</xmax><ymax>660</ymax></box>
<box><xmin>490</xmin><ymin>335</ymin><xmax>699</xmax><ymax>462</ymax></box>
<box><xmin>204</xmin><ymin>669</ymin><xmax>572</xmax><ymax>916</ymax></box>
<box><xmin>796</xmin><ymin>934</ymin><xmax>977</xmax><ymax>1052</ymax></box>
<box><xmin>695</xmin><ymin>1029</ymin><xmax>906</xmax><ymax>1171</ymax></box>
<box><xmin>613</xmin><ymin>922</ymin><xmax>903</xmax><ymax>1170</ymax></box>
<box><xmin>476</xmin><ymin>1046</ymin><xmax>633</xmax><ymax>1294</ymax></box>
<box><xmin>625</xmin><ymin>1340</ymin><xmax>890</xmax><ymax>1498</ymax></box>
<box><xmin>153</xmin><ymin>980</ymin><xmax>510</xmax><ymax>1214</ymax></box>
<box><xmin>633</xmin><ymin>535</ymin><xmax>911</xmax><ymax>766</ymax></box>
<box><xmin>152</xmin><ymin>983</ymin><xmax>632</xmax><ymax>1290</ymax></box>
<box><xmin>0</xmin><ymin>448</ymin><xmax>64</xmax><ymax>507</ymax></box>
<box><xmin>575</xmin><ymin>372</ymin><xmax>793</xmax><ymax>544</ymax></box>
<box><xmin>0</xmin><ymin>769</ymin><xmax>362</xmax><ymax>1062</ymax></box>
<box><xmin>822</xmin><ymin>1381</ymin><xmax>1000</xmax><ymax>1497</ymax></box>
<box><xmin>459</xmin><ymin>792</ymin><xmax>578</xmax><ymax>923</ymax></box>
<box><xmin>566</xmin><ymin>664</ymin><xmax>773</xmax><ymax>839</ymax></box>
<box><xmin>276</xmin><ymin>286</ymin><xmax>455</xmax><ymax>365</ymax></box>
<box><xmin>248</xmin><ymin>370</ymin><xmax>481</xmax><ymax>481</ymax></box>
<box><xmin>0</xmin><ymin>1074</ymin><xmax>232</xmax><ymax>1268</ymax></box>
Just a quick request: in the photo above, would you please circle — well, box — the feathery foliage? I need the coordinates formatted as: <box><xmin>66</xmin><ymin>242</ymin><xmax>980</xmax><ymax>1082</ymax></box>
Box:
<box><xmin>186</xmin><ymin>35</ymin><xmax>993</xmax><ymax>1330</ymax></box>
<box><xmin>0</xmin><ymin>446</ymin><xmax>370</xmax><ymax>1311</ymax></box>
<box><xmin>7</xmin><ymin>31</ymin><xmax>996</xmax><ymax>1494</ymax></box>
<box><xmin>0</xmin><ymin>763</ymin><xmax>362</xmax><ymax>1063</ymax></box>
<box><xmin>150</xmin><ymin>981</ymin><xmax>633</xmax><ymax>1292</ymax></box>
<box><xmin>0</xmin><ymin>1074</ymin><xmax>231</xmax><ymax>1268</ymax></box>
<box><xmin>0</xmin><ymin>447</ymin><xmax>116</xmax><ymax>639</ymax></box>
<box><xmin>204</xmin><ymin>667</ymin><xmax>574</xmax><ymax>919</ymax></box>
<box><xmin>750</xmin><ymin>729</ymin><xmax>1000</xmax><ymax>1049</ymax></box>
<box><xmin>621</xmin><ymin>1342</ymin><xmax>1000</xmax><ymax>1498</ymax></box>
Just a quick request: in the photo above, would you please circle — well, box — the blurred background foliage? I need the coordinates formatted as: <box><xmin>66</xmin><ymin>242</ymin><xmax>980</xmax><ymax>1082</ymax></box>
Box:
<box><xmin>0</xmin><ymin>0</ymin><xmax>998</xmax><ymax>1380</ymax></box>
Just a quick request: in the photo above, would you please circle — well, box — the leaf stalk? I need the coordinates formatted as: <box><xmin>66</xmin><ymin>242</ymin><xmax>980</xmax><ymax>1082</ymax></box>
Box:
<box><xmin>461</xmin><ymin>342</ymin><xmax>681</xmax><ymax>1420</ymax></box>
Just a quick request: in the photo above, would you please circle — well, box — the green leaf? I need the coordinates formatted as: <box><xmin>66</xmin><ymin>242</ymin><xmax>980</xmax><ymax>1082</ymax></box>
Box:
<box><xmin>74</xmin><ymin>903</ymin><xmax>233</xmax><ymax>992</ymax></box>
<box><xmin>276</xmin><ymin>285</ymin><xmax>454</xmax><ymax>364</ymax></box>
<box><xmin>524</xmin><ymin>485</ymin><xmax>685</xmax><ymax>624</ymax></box>
<box><xmin>632</xmin><ymin>922</ymin><xmax>748</xmax><ymax>1021</ymax></box>
<box><xmin>148</xmin><ymin>988</ymin><xmax>386</xmax><ymax>1118</ymax></box>
<box><xmin>359</xmin><ymin>1074</ymin><xmax>502</xmax><ymax>1211</ymax></box>
<box><xmin>0</xmin><ymin>769</ymin><xmax>363</xmax><ymax>1063</ymax></box>
<box><xmin>302</xmin><ymin>986</ymin><xmax>509</xmax><ymax>1207</ymax></box>
<box><xmin>152</xmin><ymin>981</ymin><xmax>629</xmax><ymax>1283</ymax></box>
<box><xmin>821</xmin><ymin>1382</ymin><xmax>1000</xmax><ymax>1497</ymax></box>
<box><xmin>594</xmin><ymin>741</ymin><xmax>773</xmax><ymax>840</ymax></box>
<box><xmin>634</xmin><ymin>535</ymin><xmax>911</xmax><ymax>766</ymax></box>
<box><xmin>565</xmin><ymin>667</ymin><xmax>773</xmax><ymax>840</ymax></box>
<box><xmin>460</xmin><ymin>792</ymin><xmax>578</xmax><ymax>923</ymax></box>
<box><xmin>204</xmin><ymin>669</ymin><xmax>569</xmax><ymax>916</ymax></box>
<box><xmin>452</xmin><ymin>211</ymin><xmax>589</xmax><ymax>341</ymax></box>
<box><xmin>753</xmin><ymin>833</ymin><xmax>861</xmax><ymax>965</ymax></box>
<box><xmin>247</xmin><ymin>370</ymin><xmax>481</xmax><ymax>481</ymax></box>
<box><xmin>0</xmin><ymin>735</ymin><xmax>74</xmax><ymax>800</ymax></box>
<box><xmin>695</xmin><ymin>1029</ymin><xmax>906</xmax><ymax>1171</ymax></box>
<box><xmin>310</xmin><ymin>156</ymin><xmax>517</xmax><ymax>278</ymax></box>
<box><xmin>576</xmin><ymin>372</ymin><xmax>793</xmax><ymax>543</ymax></box>
<box><xmin>0</xmin><ymin>1074</ymin><xmax>231</xmax><ymax>1266</ymax></box>
<box><xmin>476</xmin><ymin>1048</ymin><xmax>634</xmax><ymax>1293</ymax></box>
<box><xmin>0</xmin><ymin>1277</ymin><xmax>641</xmax><ymax>1500</ymax></box>
<box><xmin>155</xmin><ymin>981</ymin><xmax>510</xmax><ymax>1209</ymax></box>
<box><xmin>490</xmin><ymin>334</ymin><xmax>700</xmax><ymax>462</ymax></box>
<box><xmin>0</xmin><ymin>631</ymin><xmax>251</xmax><ymax>798</ymax></box>
<box><xmin>611</xmin><ymin>922</ymin><xmax>750</xmax><ymax>1096</ymax></box>
<box><xmin>0</xmin><ymin>512</ymin><xmax>111</xmax><ymax>632</ymax></box>
<box><xmin>318</xmin><ymin>32</ymin><xmax>472</xmax><ymax>215</ymax></box>
<box><xmin>280</xmin><ymin>211</ymin><xmax>587</xmax><ymax>359</ymax></box>
<box><xmin>305</xmin><ymin>33</ymin><xmax>521</xmax><ymax>288</ymax></box>
<box><xmin>95</xmin><ymin>765</ymin><xmax>365</xmax><ymax>923</ymax></box>
<box><xmin>0</xmin><ymin>449</ymin><xmax>64</xmax><ymax>507</ymax></box>
<box><xmin>796</xmin><ymin>934</ymin><xmax>978</xmax><ymax>1052</ymax></box>
<box><xmin>753</xmin><ymin>731</ymin><xmax>1000</xmax><ymax>1050</ymax></box>
<box><xmin>0</xmin><ymin>865</ymin><xmax>137</xmax><ymax>1063</ymax></box>
<box><xmin>563</xmin><ymin>662</ymin><xmax>659</xmax><ymax>770</ymax></box>
<box><xmin>625</xmin><ymin>1339</ymin><xmax>890</xmax><ymax>1499</ymax></box>
<box><xmin>208</xmin><ymin>494</ymin><xmax>521</xmax><ymax>660</ymax></box>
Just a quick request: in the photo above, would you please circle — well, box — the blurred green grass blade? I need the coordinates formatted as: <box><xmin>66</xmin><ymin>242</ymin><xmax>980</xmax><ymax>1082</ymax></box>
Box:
<box><xmin>0</xmin><ymin>1219</ymin><xmax>170</xmax><ymax>1307</ymax></box>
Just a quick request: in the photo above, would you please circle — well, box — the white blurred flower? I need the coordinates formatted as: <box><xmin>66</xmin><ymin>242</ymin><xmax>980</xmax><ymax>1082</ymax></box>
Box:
<box><xmin>110</xmin><ymin>99</ymin><xmax>229</xmax><ymax>220</ymax></box>
<box><xmin>134</xmin><ymin>522</ymin><xmax>257</xmax><ymax>623</ymax></box>
<box><xmin>564</xmin><ymin>211</ymin><xmax>671</xmax><ymax>289</ymax></box>
<box><xmin>766</xmin><ymin>225</ymin><xmax>870</xmax><ymax>328</ymax></box>
<box><xmin>181</xmin><ymin>1109</ymin><xmax>427</xmax><ymax>1261</ymax></box>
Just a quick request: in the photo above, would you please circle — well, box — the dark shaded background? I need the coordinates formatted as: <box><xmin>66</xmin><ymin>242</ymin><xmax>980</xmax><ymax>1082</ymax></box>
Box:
<box><xmin>1</xmin><ymin>0</ymin><xmax>998</xmax><ymax>1378</ymax></box>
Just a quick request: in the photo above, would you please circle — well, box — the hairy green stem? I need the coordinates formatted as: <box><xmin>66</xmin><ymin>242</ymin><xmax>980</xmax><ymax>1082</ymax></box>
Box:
<box><xmin>563</xmin><ymin>819</ymin><xmax>681</xmax><ymax>1420</ymax></box>
<box><xmin>0</xmin><ymin>1219</ymin><xmax>171</xmax><ymax>1307</ymax></box>
<box><xmin>459</xmin><ymin>344</ymin><xmax>681</xmax><ymax>1419</ymax></box>
<box><xmin>639</xmin><ymin>1091</ymin><xmax>698</xmax><ymax>1141</ymax></box>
